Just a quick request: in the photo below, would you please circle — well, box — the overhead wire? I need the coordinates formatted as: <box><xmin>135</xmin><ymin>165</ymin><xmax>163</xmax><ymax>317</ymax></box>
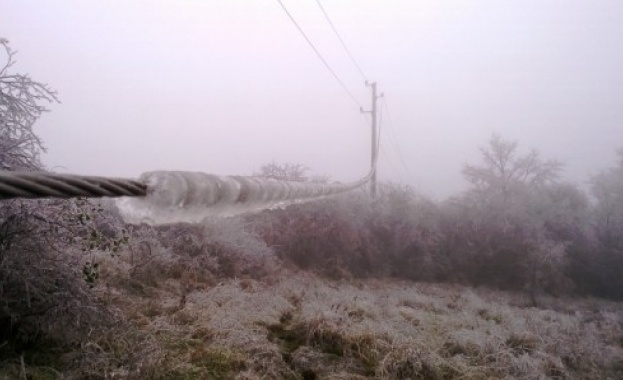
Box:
<box><xmin>381</xmin><ymin>97</ymin><xmax>412</xmax><ymax>177</ymax></box>
<box><xmin>315</xmin><ymin>0</ymin><xmax>368</xmax><ymax>82</ymax></box>
<box><xmin>377</xmin><ymin>100</ymin><xmax>404</xmax><ymax>182</ymax></box>
<box><xmin>275</xmin><ymin>0</ymin><xmax>363</xmax><ymax>108</ymax></box>
<box><xmin>275</xmin><ymin>0</ymin><xmax>378</xmax><ymax>184</ymax></box>
<box><xmin>314</xmin><ymin>0</ymin><xmax>372</xmax><ymax>134</ymax></box>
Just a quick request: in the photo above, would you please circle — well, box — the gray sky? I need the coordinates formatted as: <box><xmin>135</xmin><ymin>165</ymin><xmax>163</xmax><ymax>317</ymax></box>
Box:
<box><xmin>4</xmin><ymin>0</ymin><xmax>623</xmax><ymax>199</ymax></box>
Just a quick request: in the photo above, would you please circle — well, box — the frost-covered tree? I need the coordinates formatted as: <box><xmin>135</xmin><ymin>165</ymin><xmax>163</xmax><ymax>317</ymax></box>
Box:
<box><xmin>589</xmin><ymin>148</ymin><xmax>623</xmax><ymax>298</ymax></box>
<box><xmin>592</xmin><ymin>149</ymin><xmax>623</xmax><ymax>249</ymax></box>
<box><xmin>0</xmin><ymin>38</ymin><xmax>58</xmax><ymax>170</ymax></box>
<box><xmin>0</xmin><ymin>40</ymin><xmax>118</xmax><ymax>354</ymax></box>
<box><xmin>445</xmin><ymin>135</ymin><xmax>577</xmax><ymax>301</ymax></box>
<box><xmin>254</xmin><ymin>161</ymin><xmax>309</xmax><ymax>182</ymax></box>
<box><xmin>462</xmin><ymin>134</ymin><xmax>562</xmax><ymax>196</ymax></box>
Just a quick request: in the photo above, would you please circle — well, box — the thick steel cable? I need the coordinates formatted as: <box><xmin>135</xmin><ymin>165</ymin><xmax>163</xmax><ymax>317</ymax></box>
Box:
<box><xmin>117</xmin><ymin>168</ymin><xmax>374</xmax><ymax>225</ymax></box>
<box><xmin>0</xmin><ymin>171</ymin><xmax>147</xmax><ymax>199</ymax></box>
<box><xmin>0</xmin><ymin>161</ymin><xmax>378</xmax><ymax>225</ymax></box>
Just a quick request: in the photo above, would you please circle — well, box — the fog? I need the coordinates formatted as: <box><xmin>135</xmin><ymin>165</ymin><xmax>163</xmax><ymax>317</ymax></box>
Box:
<box><xmin>4</xmin><ymin>0</ymin><xmax>623</xmax><ymax>199</ymax></box>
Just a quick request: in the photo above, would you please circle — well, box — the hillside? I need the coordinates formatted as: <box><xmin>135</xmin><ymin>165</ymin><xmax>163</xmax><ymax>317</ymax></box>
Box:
<box><xmin>2</xmin><ymin>247</ymin><xmax>622</xmax><ymax>379</ymax></box>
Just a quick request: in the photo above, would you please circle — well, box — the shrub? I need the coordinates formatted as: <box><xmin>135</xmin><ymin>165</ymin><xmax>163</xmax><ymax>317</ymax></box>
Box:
<box><xmin>251</xmin><ymin>185</ymin><xmax>443</xmax><ymax>281</ymax></box>
<box><xmin>0</xmin><ymin>39</ymin><xmax>134</xmax><ymax>371</ymax></box>
<box><xmin>0</xmin><ymin>198</ymin><xmax>121</xmax><ymax>351</ymax></box>
<box><xmin>154</xmin><ymin>216</ymin><xmax>277</xmax><ymax>282</ymax></box>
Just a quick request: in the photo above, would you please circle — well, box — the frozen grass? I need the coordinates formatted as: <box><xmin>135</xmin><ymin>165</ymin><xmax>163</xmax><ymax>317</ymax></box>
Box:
<box><xmin>4</xmin><ymin>242</ymin><xmax>623</xmax><ymax>379</ymax></box>
<box><xmin>18</xmin><ymin>258</ymin><xmax>616</xmax><ymax>379</ymax></box>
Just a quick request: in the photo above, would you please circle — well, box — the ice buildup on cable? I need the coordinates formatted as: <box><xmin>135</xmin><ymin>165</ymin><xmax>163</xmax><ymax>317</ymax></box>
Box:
<box><xmin>116</xmin><ymin>171</ymin><xmax>366</xmax><ymax>225</ymax></box>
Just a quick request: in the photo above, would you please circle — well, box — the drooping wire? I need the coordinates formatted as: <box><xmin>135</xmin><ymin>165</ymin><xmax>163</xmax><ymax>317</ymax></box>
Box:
<box><xmin>377</xmin><ymin>101</ymin><xmax>405</xmax><ymax>182</ymax></box>
<box><xmin>275</xmin><ymin>0</ymin><xmax>363</xmax><ymax>108</ymax></box>
<box><xmin>381</xmin><ymin>97</ymin><xmax>412</xmax><ymax>177</ymax></box>
<box><xmin>315</xmin><ymin>0</ymin><xmax>368</xmax><ymax>82</ymax></box>
<box><xmin>376</xmin><ymin>99</ymin><xmax>382</xmax><ymax>168</ymax></box>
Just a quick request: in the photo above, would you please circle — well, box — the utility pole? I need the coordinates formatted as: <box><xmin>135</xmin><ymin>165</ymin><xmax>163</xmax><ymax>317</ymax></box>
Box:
<box><xmin>361</xmin><ymin>81</ymin><xmax>381</xmax><ymax>198</ymax></box>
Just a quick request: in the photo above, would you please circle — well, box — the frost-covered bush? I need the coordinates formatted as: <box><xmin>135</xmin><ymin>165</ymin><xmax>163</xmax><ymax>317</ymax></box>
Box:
<box><xmin>0</xmin><ymin>40</ymin><xmax>124</xmax><ymax>351</ymax></box>
<box><xmin>249</xmin><ymin>137</ymin><xmax>604</xmax><ymax>300</ymax></box>
<box><xmin>252</xmin><ymin>194</ymin><xmax>377</xmax><ymax>278</ymax></box>
<box><xmin>436</xmin><ymin>135</ymin><xmax>588</xmax><ymax>301</ymax></box>
<box><xmin>153</xmin><ymin>216</ymin><xmax>277</xmax><ymax>282</ymax></box>
<box><xmin>587</xmin><ymin>148</ymin><xmax>623</xmax><ymax>299</ymax></box>
<box><xmin>0</xmin><ymin>198</ymin><xmax>123</xmax><ymax>349</ymax></box>
<box><xmin>251</xmin><ymin>185</ymin><xmax>443</xmax><ymax>281</ymax></box>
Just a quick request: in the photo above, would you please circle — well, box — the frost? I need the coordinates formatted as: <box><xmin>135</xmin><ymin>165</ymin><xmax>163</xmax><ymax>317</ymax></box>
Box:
<box><xmin>116</xmin><ymin>171</ymin><xmax>366</xmax><ymax>225</ymax></box>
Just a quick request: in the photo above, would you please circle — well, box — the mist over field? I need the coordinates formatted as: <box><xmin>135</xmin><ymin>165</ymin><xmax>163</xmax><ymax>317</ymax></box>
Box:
<box><xmin>4</xmin><ymin>0</ymin><xmax>623</xmax><ymax>198</ymax></box>
<box><xmin>2</xmin><ymin>1</ymin><xmax>623</xmax><ymax>379</ymax></box>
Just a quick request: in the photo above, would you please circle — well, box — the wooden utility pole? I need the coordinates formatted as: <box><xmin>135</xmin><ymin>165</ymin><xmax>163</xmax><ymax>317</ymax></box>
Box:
<box><xmin>362</xmin><ymin>82</ymin><xmax>381</xmax><ymax>197</ymax></box>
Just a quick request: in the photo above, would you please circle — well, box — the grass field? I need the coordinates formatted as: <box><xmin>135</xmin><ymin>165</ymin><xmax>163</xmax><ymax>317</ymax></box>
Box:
<box><xmin>5</xmin><ymin>247</ymin><xmax>621</xmax><ymax>380</ymax></box>
<box><xmin>1</xmin><ymin>214</ymin><xmax>623</xmax><ymax>380</ymax></box>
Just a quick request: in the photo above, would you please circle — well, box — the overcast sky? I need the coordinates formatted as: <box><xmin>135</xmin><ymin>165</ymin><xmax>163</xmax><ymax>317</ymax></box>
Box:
<box><xmin>3</xmin><ymin>1</ymin><xmax>623</xmax><ymax>199</ymax></box>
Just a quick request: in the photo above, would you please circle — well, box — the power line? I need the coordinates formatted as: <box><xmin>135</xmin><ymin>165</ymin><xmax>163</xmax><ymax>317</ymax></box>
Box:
<box><xmin>275</xmin><ymin>0</ymin><xmax>363</xmax><ymax>108</ymax></box>
<box><xmin>315</xmin><ymin>0</ymin><xmax>368</xmax><ymax>81</ymax></box>
<box><xmin>379</xmin><ymin>142</ymin><xmax>404</xmax><ymax>182</ymax></box>
<box><xmin>378</xmin><ymin>103</ymin><xmax>405</xmax><ymax>182</ymax></box>
<box><xmin>376</xmin><ymin>96</ymin><xmax>382</xmax><ymax>163</ymax></box>
<box><xmin>381</xmin><ymin>97</ymin><xmax>412</xmax><ymax>177</ymax></box>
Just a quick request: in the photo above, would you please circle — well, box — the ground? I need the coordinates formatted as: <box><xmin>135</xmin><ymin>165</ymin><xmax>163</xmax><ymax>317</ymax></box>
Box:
<box><xmin>2</xmin><ymin>251</ymin><xmax>623</xmax><ymax>379</ymax></box>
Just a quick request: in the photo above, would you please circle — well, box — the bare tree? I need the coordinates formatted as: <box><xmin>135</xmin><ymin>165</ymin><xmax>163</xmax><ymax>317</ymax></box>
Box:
<box><xmin>0</xmin><ymin>40</ymin><xmax>124</xmax><ymax>356</ymax></box>
<box><xmin>0</xmin><ymin>38</ymin><xmax>59</xmax><ymax>170</ymax></box>
<box><xmin>450</xmin><ymin>135</ymin><xmax>574</xmax><ymax>302</ymax></box>
<box><xmin>254</xmin><ymin>161</ymin><xmax>309</xmax><ymax>182</ymax></box>
<box><xmin>589</xmin><ymin>149</ymin><xmax>623</xmax><ymax>298</ymax></box>
<box><xmin>462</xmin><ymin>134</ymin><xmax>562</xmax><ymax>196</ymax></box>
<box><xmin>592</xmin><ymin>149</ymin><xmax>623</xmax><ymax>246</ymax></box>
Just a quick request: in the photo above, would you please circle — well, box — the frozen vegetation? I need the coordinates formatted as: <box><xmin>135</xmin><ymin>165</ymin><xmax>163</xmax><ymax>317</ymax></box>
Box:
<box><xmin>2</xmin><ymin>39</ymin><xmax>623</xmax><ymax>379</ymax></box>
<box><xmin>1</xmin><ymin>194</ymin><xmax>623</xmax><ymax>379</ymax></box>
